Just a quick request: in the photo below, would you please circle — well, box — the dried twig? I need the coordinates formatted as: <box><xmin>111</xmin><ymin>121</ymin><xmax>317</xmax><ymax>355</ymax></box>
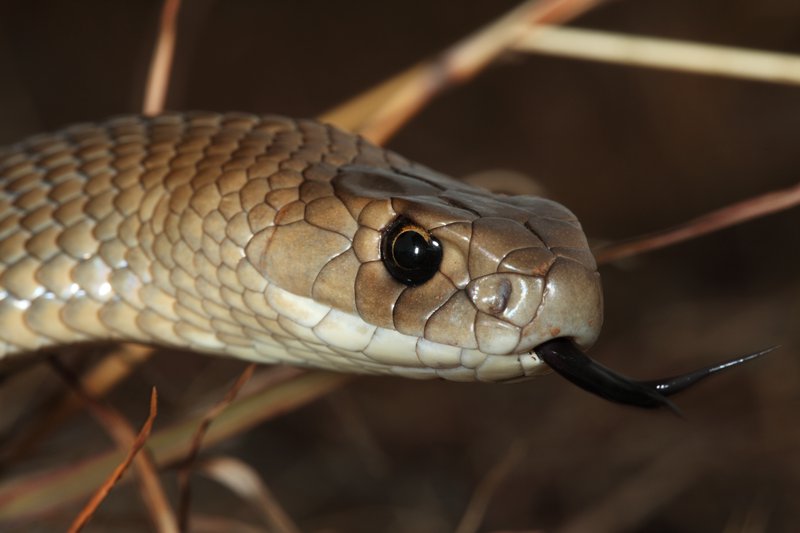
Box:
<box><xmin>594</xmin><ymin>181</ymin><xmax>800</xmax><ymax>265</ymax></box>
<box><xmin>9</xmin><ymin>344</ymin><xmax>153</xmax><ymax>460</ymax></box>
<box><xmin>67</xmin><ymin>388</ymin><xmax>159</xmax><ymax>533</ymax></box>
<box><xmin>56</xmin><ymin>344</ymin><xmax>153</xmax><ymax>415</ymax></box>
<box><xmin>0</xmin><ymin>370</ymin><xmax>351</xmax><ymax>522</ymax></box>
<box><xmin>177</xmin><ymin>364</ymin><xmax>256</xmax><ymax>532</ymax></box>
<box><xmin>515</xmin><ymin>25</ymin><xmax>800</xmax><ymax>86</ymax></box>
<box><xmin>722</xmin><ymin>491</ymin><xmax>773</xmax><ymax>533</ymax></box>
<box><xmin>48</xmin><ymin>358</ymin><xmax>178</xmax><ymax>533</ymax></box>
<box><xmin>321</xmin><ymin>0</ymin><xmax>608</xmax><ymax>144</ymax></box>
<box><xmin>455</xmin><ymin>441</ymin><xmax>528</xmax><ymax>533</ymax></box>
<box><xmin>143</xmin><ymin>0</ymin><xmax>182</xmax><ymax>115</ymax></box>
<box><xmin>184</xmin><ymin>514</ymin><xmax>268</xmax><ymax>533</ymax></box>
<box><xmin>557</xmin><ymin>440</ymin><xmax>711</xmax><ymax>533</ymax></box>
<box><xmin>198</xmin><ymin>456</ymin><xmax>302</xmax><ymax>533</ymax></box>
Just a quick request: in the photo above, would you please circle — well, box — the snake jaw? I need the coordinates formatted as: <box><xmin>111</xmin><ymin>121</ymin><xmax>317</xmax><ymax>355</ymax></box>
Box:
<box><xmin>534</xmin><ymin>338</ymin><xmax>775</xmax><ymax>411</ymax></box>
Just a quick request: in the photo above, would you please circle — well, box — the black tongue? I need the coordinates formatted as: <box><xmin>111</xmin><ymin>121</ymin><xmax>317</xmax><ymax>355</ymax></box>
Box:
<box><xmin>535</xmin><ymin>338</ymin><xmax>774</xmax><ymax>411</ymax></box>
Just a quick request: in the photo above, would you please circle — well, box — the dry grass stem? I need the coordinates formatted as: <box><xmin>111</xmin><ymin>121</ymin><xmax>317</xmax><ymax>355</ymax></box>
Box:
<box><xmin>49</xmin><ymin>358</ymin><xmax>178</xmax><ymax>532</ymax></box>
<box><xmin>0</xmin><ymin>371</ymin><xmax>350</xmax><ymax>522</ymax></box>
<box><xmin>67</xmin><ymin>388</ymin><xmax>159</xmax><ymax>533</ymax></box>
<box><xmin>10</xmin><ymin>344</ymin><xmax>153</xmax><ymax>459</ymax></box>
<box><xmin>594</xmin><ymin>180</ymin><xmax>800</xmax><ymax>264</ymax></box>
<box><xmin>455</xmin><ymin>441</ymin><xmax>528</xmax><ymax>533</ymax></box>
<box><xmin>198</xmin><ymin>456</ymin><xmax>302</xmax><ymax>533</ymax></box>
<box><xmin>488</xmin><ymin>530</ymin><xmax>544</xmax><ymax>533</ymax></box>
<box><xmin>143</xmin><ymin>0</ymin><xmax>182</xmax><ymax>115</ymax></box>
<box><xmin>329</xmin><ymin>393</ymin><xmax>390</xmax><ymax>476</ymax></box>
<box><xmin>557</xmin><ymin>440</ymin><xmax>711</xmax><ymax>533</ymax></box>
<box><xmin>516</xmin><ymin>25</ymin><xmax>800</xmax><ymax>86</ymax></box>
<box><xmin>321</xmin><ymin>0</ymin><xmax>607</xmax><ymax>144</ymax></box>
<box><xmin>721</xmin><ymin>492</ymin><xmax>772</xmax><ymax>533</ymax></box>
<box><xmin>187</xmin><ymin>514</ymin><xmax>269</xmax><ymax>533</ymax></box>
<box><xmin>76</xmin><ymin>344</ymin><xmax>154</xmax><ymax>397</ymax></box>
<box><xmin>177</xmin><ymin>364</ymin><xmax>256</xmax><ymax>532</ymax></box>
<box><xmin>237</xmin><ymin>366</ymin><xmax>306</xmax><ymax>396</ymax></box>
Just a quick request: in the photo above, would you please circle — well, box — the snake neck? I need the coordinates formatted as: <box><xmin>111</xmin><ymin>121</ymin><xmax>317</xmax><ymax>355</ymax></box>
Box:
<box><xmin>0</xmin><ymin>112</ymin><xmax>600</xmax><ymax>383</ymax></box>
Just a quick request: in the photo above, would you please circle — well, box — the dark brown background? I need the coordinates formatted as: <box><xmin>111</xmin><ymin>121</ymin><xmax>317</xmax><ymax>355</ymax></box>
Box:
<box><xmin>1</xmin><ymin>1</ymin><xmax>799</xmax><ymax>531</ymax></box>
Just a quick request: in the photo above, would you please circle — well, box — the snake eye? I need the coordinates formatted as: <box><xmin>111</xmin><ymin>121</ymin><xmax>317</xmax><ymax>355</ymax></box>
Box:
<box><xmin>381</xmin><ymin>217</ymin><xmax>442</xmax><ymax>286</ymax></box>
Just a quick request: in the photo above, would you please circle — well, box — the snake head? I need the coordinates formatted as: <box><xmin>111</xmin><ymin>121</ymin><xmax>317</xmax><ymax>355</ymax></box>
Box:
<box><xmin>326</xmin><ymin>163</ymin><xmax>603</xmax><ymax>382</ymax></box>
<box><xmin>326</xmin><ymin>163</ymin><xmax>769</xmax><ymax>409</ymax></box>
<box><xmin>247</xmin><ymin>136</ymin><xmax>765</xmax><ymax>409</ymax></box>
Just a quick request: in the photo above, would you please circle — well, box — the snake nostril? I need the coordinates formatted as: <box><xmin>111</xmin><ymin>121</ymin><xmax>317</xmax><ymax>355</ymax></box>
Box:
<box><xmin>467</xmin><ymin>277</ymin><xmax>512</xmax><ymax>315</ymax></box>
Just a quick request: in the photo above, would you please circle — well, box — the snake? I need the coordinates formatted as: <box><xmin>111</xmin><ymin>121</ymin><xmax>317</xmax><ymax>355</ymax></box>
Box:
<box><xmin>0</xmin><ymin>112</ymin><xmax>765</xmax><ymax>409</ymax></box>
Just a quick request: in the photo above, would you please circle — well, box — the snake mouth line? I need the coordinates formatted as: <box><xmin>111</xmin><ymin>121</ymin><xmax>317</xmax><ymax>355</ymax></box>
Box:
<box><xmin>533</xmin><ymin>338</ymin><xmax>776</xmax><ymax>412</ymax></box>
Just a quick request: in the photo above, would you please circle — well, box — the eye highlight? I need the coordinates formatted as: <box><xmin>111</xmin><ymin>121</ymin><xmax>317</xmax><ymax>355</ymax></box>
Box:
<box><xmin>381</xmin><ymin>217</ymin><xmax>443</xmax><ymax>286</ymax></box>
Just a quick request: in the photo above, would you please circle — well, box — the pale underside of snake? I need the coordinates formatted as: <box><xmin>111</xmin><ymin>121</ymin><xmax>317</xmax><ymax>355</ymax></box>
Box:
<box><xmin>0</xmin><ymin>112</ymin><xmax>766</xmax><ymax>409</ymax></box>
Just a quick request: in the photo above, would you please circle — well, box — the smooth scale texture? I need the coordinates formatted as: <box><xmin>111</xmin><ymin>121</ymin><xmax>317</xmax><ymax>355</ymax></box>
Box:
<box><xmin>0</xmin><ymin>112</ymin><xmax>603</xmax><ymax>381</ymax></box>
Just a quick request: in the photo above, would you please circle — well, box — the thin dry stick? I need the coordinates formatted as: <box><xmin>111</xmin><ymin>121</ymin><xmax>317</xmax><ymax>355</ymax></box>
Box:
<box><xmin>10</xmin><ymin>344</ymin><xmax>153</xmax><ymax>460</ymax></box>
<box><xmin>177</xmin><ymin>364</ymin><xmax>256</xmax><ymax>532</ymax></box>
<box><xmin>182</xmin><ymin>514</ymin><xmax>266</xmax><ymax>533</ymax></box>
<box><xmin>557</xmin><ymin>440</ymin><xmax>711</xmax><ymax>533</ymax></box>
<box><xmin>594</xmin><ymin>181</ymin><xmax>800</xmax><ymax>265</ymax></box>
<box><xmin>0</xmin><ymin>371</ymin><xmax>350</xmax><ymax>522</ymax></box>
<box><xmin>143</xmin><ymin>0</ymin><xmax>182</xmax><ymax>115</ymax></box>
<box><xmin>515</xmin><ymin>25</ymin><xmax>800</xmax><ymax>86</ymax></box>
<box><xmin>68</xmin><ymin>388</ymin><xmax>159</xmax><ymax>533</ymax></box>
<box><xmin>49</xmin><ymin>358</ymin><xmax>178</xmax><ymax>533</ymax></box>
<box><xmin>321</xmin><ymin>0</ymin><xmax>608</xmax><ymax>144</ymax></box>
<box><xmin>455</xmin><ymin>441</ymin><xmax>528</xmax><ymax>533</ymax></box>
<box><xmin>198</xmin><ymin>456</ymin><xmax>302</xmax><ymax>533</ymax></box>
<box><xmin>59</xmin><ymin>344</ymin><xmax>154</xmax><ymax>414</ymax></box>
<box><xmin>722</xmin><ymin>491</ymin><xmax>773</xmax><ymax>533</ymax></box>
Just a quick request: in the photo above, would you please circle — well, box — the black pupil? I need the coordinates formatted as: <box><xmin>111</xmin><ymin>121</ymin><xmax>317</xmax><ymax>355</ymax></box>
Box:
<box><xmin>381</xmin><ymin>218</ymin><xmax>443</xmax><ymax>286</ymax></box>
<box><xmin>393</xmin><ymin>231</ymin><xmax>430</xmax><ymax>269</ymax></box>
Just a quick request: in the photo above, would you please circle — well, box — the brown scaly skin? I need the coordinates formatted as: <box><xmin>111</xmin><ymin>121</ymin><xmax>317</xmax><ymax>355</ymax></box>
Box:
<box><xmin>0</xmin><ymin>112</ymin><xmax>764</xmax><ymax>407</ymax></box>
<box><xmin>0</xmin><ymin>112</ymin><xmax>600</xmax><ymax>381</ymax></box>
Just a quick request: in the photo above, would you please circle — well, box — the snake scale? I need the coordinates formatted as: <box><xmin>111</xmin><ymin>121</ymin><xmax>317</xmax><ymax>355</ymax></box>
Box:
<box><xmin>0</xmin><ymin>112</ymin><xmax>762</xmax><ymax>408</ymax></box>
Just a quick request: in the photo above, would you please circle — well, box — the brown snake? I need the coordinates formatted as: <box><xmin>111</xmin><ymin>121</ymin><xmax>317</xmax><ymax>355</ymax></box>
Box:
<box><xmin>0</xmin><ymin>112</ymin><xmax>765</xmax><ymax>408</ymax></box>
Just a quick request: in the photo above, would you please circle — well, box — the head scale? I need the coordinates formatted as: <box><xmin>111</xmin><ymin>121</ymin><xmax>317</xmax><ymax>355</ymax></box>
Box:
<box><xmin>248</xmin><ymin>141</ymin><xmax>768</xmax><ymax>408</ymax></box>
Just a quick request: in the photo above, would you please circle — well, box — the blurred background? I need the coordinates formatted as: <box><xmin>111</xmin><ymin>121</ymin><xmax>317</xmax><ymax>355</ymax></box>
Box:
<box><xmin>0</xmin><ymin>0</ymin><xmax>799</xmax><ymax>531</ymax></box>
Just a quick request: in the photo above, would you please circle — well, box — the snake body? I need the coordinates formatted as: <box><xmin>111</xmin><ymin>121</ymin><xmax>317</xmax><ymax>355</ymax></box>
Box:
<box><xmin>0</xmin><ymin>112</ymin><xmax>602</xmax><ymax>382</ymax></box>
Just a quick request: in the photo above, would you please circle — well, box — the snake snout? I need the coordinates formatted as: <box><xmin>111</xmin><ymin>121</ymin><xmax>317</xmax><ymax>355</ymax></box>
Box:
<box><xmin>467</xmin><ymin>276</ymin><xmax>512</xmax><ymax>315</ymax></box>
<box><xmin>513</xmin><ymin>259</ymin><xmax>603</xmax><ymax>354</ymax></box>
<box><xmin>462</xmin><ymin>258</ymin><xmax>603</xmax><ymax>357</ymax></box>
